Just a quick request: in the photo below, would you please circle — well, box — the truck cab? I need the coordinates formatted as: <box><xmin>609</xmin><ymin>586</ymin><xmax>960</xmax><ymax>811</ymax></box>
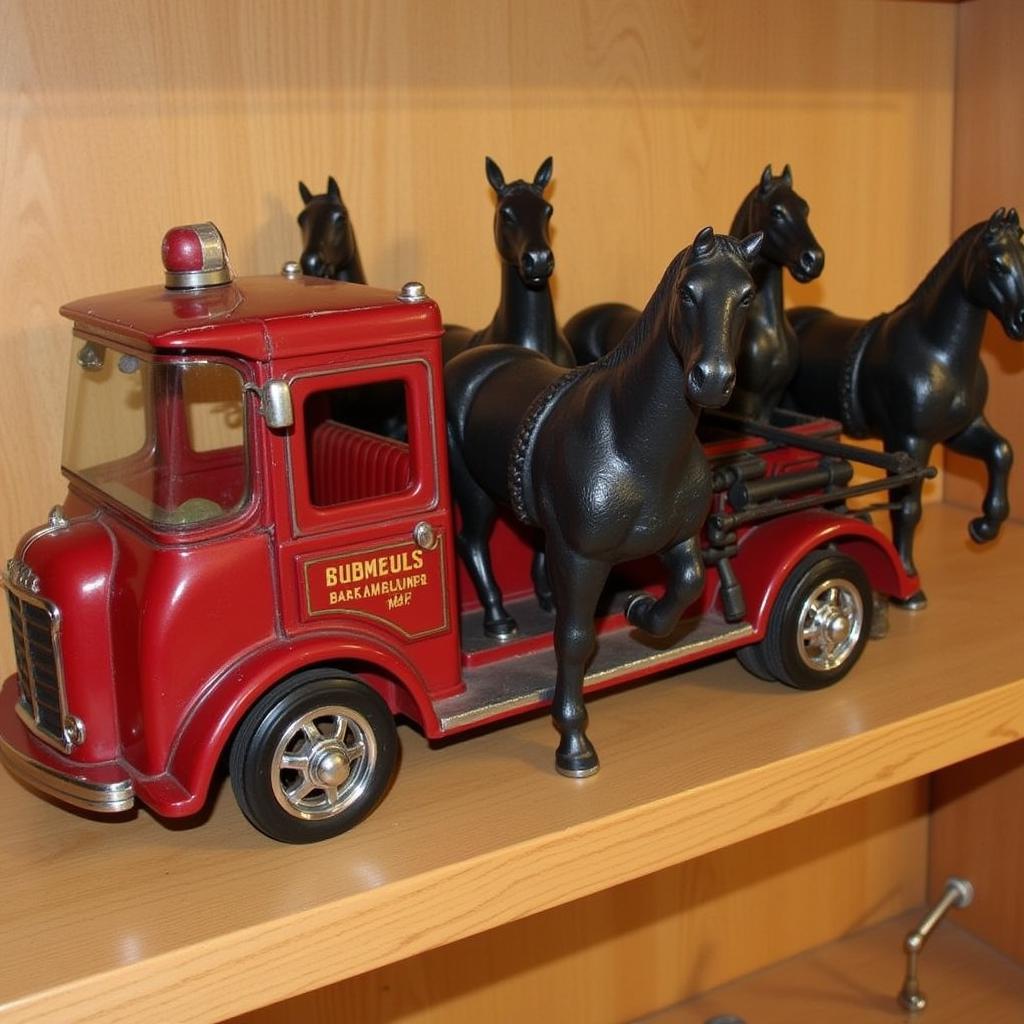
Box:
<box><xmin>1</xmin><ymin>225</ymin><xmax>463</xmax><ymax>841</ymax></box>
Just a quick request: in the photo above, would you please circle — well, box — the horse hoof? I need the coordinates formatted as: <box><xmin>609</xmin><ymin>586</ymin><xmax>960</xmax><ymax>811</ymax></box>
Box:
<box><xmin>969</xmin><ymin>517</ymin><xmax>1000</xmax><ymax>544</ymax></box>
<box><xmin>624</xmin><ymin>592</ymin><xmax>655</xmax><ymax>630</ymax></box>
<box><xmin>556</xmin><ymin>752</ymin><xmax>600</xmax><ymax>778</ymax></box>
<box><xmin>555</xmin><ymin>735</ymin><xmax>600</xmax><ymax>778</ymax></box>
<box><xmin>894</xmin><ymin>590</ymin><xmax>928</xmax><ymax>612</ymax></box>
<box><xmin>484</xmin><ymin>617</ymin><xmax>518</xmax><ymax>640</ymax></box>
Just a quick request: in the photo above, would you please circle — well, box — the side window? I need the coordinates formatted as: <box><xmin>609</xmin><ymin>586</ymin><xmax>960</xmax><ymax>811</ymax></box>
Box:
<box><xmin>304</xmin><ymin>378</ymin><xmax>414</xmax><ymax>509</ymax></box>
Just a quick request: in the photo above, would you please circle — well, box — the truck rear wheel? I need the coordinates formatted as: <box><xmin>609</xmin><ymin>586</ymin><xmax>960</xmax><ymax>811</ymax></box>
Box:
<box><xmin>229</xmin><ymin>670</ymin><xmax>398</xmax><ymax>843</ymax></box>
<box><xmin>740</xmin><ymin>550</ymin><xmax>872</xmax><ymax>691</ymax></box>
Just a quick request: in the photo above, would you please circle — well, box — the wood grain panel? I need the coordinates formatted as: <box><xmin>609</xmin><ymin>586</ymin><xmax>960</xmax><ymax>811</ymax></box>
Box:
<box><xmin>945</xmin><ymin>0</ymin><xmax>1024</xmax><ymax>524</ymax></box>
<box><xmin>0</xmin><ymin>0</ymin><xmax>956</xmax><ymax>665</ymax></box>
<box><xmin>229</xmin><ymin>783</ymin><xmax>927</xmax><ymax>1024</ymax></box>
<box><xmin>930</xmin><ymin>741</ymin><xmax>1024</xmax><ymax>965</ymax></box>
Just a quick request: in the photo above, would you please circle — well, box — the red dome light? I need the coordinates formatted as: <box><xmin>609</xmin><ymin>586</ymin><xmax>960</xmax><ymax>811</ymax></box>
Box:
<box><xmin>162</xmin><ymin>227</ymin><xmax>205</xmax><ymax>273</ymax></box>
<box><xmin>161</xmin><ymin>222</ymin><xmax>232</xmax><ymax>289</ymax></box>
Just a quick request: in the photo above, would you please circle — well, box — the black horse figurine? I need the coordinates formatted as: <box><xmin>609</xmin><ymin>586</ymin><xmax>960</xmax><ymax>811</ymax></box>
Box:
<box><xmin>787</xmin><ymin>207</ymin><xmax>1024</xmax><ymax>607</ymax></box>
<box><xmin>443</xmin><ymin>156</ymin><xmax>575</xmax><ymax>367</ymax></box>
<box><xmin>723</xmin><ymin>164</ymin><xmax>824</xmax><ymax>419</ymax></box>
<box><xmin>565</xmin><ymin>165</ymin><xmax>822</xmax><ymax>423</ymax></box>
<box><xmin>445</xmin><ymin>227</ymin><xmax>762</xmax><ymax>777</ymax></box>
<box><xmin>297</xmin><ymin>176</ymin><xmax>366</xmax><ymax>282</ymax></box>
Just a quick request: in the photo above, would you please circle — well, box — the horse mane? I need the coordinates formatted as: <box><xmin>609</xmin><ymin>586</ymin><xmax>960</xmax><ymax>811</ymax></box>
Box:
<box><xmin>894</xmin><ymin>221</ymin><xmax>983</xmax><ymax>312</ymax></box>
<box><xmin>730</xmin><ymin>186</ymin><xmax>760</xmax><ymax>237</ymax></box>
<box><xmin>601</xmin><ymin>234</ymin><xmax>747</xmax><ymax>370</ymax></box>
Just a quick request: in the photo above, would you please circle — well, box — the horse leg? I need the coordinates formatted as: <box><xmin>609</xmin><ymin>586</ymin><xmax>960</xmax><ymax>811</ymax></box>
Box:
<box><xmin>531</xmin><ymin>548</ymin><xmax>554</xmax><ymax>612</ymax></box>
<box><xmin>945</xmin><ymin>414</ymin><xmax>1014</xmax><ymax>543</ymax></box>
<box><xmin>624</xmin><ymin>536</ymin><xmax>705</xmax><ymax>638</ymax></box>
<box><xmin>447</xmin><ymin>430</ymin><xmax>518</xmax><ymax>639</ymax></box>
<box><xmin>886</xmin><ymin>435</ymin><xmax>933</xmax><ymax>610</ymax></box>
<box><xmin>545</xmin><ymin>539</ymin><xmax>611</xmax><ymax>777</ymax></box>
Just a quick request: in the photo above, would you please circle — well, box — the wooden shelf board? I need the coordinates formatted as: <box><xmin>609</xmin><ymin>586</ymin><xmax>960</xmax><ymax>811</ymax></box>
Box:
<box><xmin>2</xmin><ymin>504</ymin><xmax>1023</xmax><ymax>1023</ymax></box>
<box><xmin>646</xmin><ymin>911</ymin><xmax>1024</xmax><ymax>1022</ymax></box>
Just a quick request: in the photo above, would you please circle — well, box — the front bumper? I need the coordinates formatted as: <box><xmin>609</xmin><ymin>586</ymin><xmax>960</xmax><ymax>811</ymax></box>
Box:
<box><xmin>0</xmin><ymin>675</ymin><xmax>134</xmax><ymax>813</ymax></box>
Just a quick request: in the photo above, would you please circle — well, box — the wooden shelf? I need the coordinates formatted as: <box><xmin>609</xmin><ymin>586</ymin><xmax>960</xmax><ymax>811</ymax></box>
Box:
<box><xmin>646</xmin><ymin>911</ymin><xmax>1024</xmax><ymax>1022</ymax></box>
<box><xmin>2</xmin><ymin>504</ymin><xmax>1023</xmax><ymax>1023</ymax></box>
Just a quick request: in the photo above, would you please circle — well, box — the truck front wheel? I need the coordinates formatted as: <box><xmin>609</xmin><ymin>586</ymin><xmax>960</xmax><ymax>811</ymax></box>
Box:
<box><xmin>229</xmin><ymin>670</ymin><xmax>398</xmax><ymax>843</ymax></box>
<box><xmin>743</xmin><ymin>550</ymin><xmax>873</xmax><ymax>691</ymax></box>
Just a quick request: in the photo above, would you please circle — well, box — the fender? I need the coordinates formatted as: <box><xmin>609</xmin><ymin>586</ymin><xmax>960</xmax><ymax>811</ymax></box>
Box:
<box><xmin>159</xmin><ymin>629</ymin><xmax>440</xmax><ymax>816</ymax></box>
<box><xmin>730</xmin><ymin>509</ymin><xmax>919</xmax><ymax>635</ymax></box>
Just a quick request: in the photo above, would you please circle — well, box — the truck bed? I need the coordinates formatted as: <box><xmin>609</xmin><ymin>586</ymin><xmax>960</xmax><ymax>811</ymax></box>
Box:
<box><xmin>437</xmin><ymin>593</ymin><xmax>753</xmax><ymax>733</ymax></box>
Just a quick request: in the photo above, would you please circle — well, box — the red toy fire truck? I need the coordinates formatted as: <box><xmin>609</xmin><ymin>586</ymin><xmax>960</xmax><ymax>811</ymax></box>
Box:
<box><xmin>0</xmin><ymin>224</ymin><xmax>928</xmax><ymax>842</ymax></box>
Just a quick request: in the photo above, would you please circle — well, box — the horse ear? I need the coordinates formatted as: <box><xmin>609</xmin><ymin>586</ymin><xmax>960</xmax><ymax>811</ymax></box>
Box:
<box><xmin>740</xmin><ymin>231</ymin><xmax>765</xmax><ymax>262</ymax></box>
<box><xmin>693</xmin><ymin>226</ymin><xmax>716</xmax><ymax>257</ymax></box>
<box><xmin>299</xmin><ymin>181</ymin><xmax>313</xmax><ymax>204</ymax></box>
<box><xmin>485</xmin><ymin>156</ymin><xmax>506</xmax><ymax>194</ymax></box>
<box><xmin>533</xmin><ymin>156</ymin><xmax>554</xmax><ymax>192</ymax></box>
<box><xmin>1009</xmin><ymin>207</ymin><xmax>1020</xmax><ymax>227</ymax></box>
<box><xmin>759</xmin><ymin>165</ymin><xmax>773</xmax><ymax>194</ymax></box>
<box><xmin>327</xmin><ymin>176</ymin><xmax>341</xmax><ymax>200</ymax></box>
<box><xmin>781</xmin><ymin>163</ymin><xmax>793</xmax><ymax>186</ymax></box>
<box><xmin>986</xmin><ymin>207</ymin><xmax>1007</xmax><ymax>235</ymax></box>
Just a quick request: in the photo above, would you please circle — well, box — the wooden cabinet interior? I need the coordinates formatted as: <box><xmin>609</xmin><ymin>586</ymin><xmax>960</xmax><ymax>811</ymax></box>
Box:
<box><xmin>0</xmin><ymin>1</ymin><xmax>1022</xmax><ymax>1022</ymax></box>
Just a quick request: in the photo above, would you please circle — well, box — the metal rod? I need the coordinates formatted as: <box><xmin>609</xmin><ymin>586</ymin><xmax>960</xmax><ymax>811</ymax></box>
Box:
<box><xmin>708</xmin><ymin>466</ymin><xmax>935</xmax><ymax>537</ymax></box>
<box><xmin>897</xmin><ymin>876</ymin><xmax>974</xmax><ymax>1013</ymax></box>
<box><xmin>704</xmin><ymin>411</ymin><xmax>917</xmax><ymax>473</ymax></box>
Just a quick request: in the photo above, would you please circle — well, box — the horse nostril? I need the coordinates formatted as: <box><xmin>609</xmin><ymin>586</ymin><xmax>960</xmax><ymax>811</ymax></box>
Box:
<box><xmin>523</xmin><ymin>250</ymin><xmax>553</xmax><ymax>279</ymax></box>
<box><xmin>1015</xmin><ymin>309</ymin><xmax>1024</xmax><ymax>332</ymax></box>
<box><xmin>723</xmin><ymin>370</ymin><xmax>736</xmax><ymax>396</ymax></box>
<box><xmin>301</xmin><ymin>253</ymin><xmax>321</xmax><ymax>276</ymax></box>
<box><xmin>688</xmin><ymin>365</ymin><xmax>707</xmax><ymax>393</ymax></box>
<box><xmin>800</xmin><ymin>250</ymin><xmax>820</xmax><ymax>274</ymax></box>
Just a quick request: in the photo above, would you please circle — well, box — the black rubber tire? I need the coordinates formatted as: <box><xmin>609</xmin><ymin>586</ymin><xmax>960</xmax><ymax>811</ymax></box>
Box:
<box><xmin>761</xmin><ymin>550</ymin><xmax>873</xmax><ymax>691</ymax></box>
<box><xmin>229</xmin><ymin>669</ymin><xmax>398</xmax><ymax>843</ymax></box>
<box><xmin>735</xmin><ymin>641</ymin><xmax>775</xmax><ymax>682</ymax></box>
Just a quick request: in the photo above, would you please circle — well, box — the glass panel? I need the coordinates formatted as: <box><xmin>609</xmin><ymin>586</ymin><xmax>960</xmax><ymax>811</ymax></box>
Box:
<box><xmin>62</xmin><ymin>336</ymin><xmax>250</xmax><ymax>527</ymax></box>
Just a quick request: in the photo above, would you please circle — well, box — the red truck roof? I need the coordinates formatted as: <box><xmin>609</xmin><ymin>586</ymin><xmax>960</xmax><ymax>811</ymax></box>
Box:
<box><xmin>59</xmin><ymin>275</ymin><xmax>443</xmax><ymax>361</ymax></box>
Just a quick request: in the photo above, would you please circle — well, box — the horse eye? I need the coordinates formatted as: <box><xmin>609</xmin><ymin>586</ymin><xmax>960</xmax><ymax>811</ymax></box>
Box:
<box><xmin>501</xmin><ymin>207</ymin><xmax>515</xmax><ymax>224</ymax></box>
<box><xmin>771</xmin><ymin>207</ymin><xmax>785</xmax><ymax>221</ymax></box>
<box><xmin>544</xmin><ymin>204</ymin><xmax>553</xmax><ymax>218</ymax></box>
<box><xmin>990</xmin><ymin>259</ymin><xmax>1009</xmax><ymax>274</ymax></box>
<box><xmin>740</xmin><ymin>289</ymin><xmax>754</xmax><ymax>306</ymax></box>
<box><xmin>681</xmin><ymin>286</ymin><xmax>698</xmax><ymax>306</ymax></box>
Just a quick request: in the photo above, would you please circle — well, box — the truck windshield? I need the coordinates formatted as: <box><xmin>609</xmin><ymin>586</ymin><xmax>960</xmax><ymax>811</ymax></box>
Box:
<box><xmin>62</xmin><ymin>337</ymin><xmax>250</xmax><ymax>527</ymax></box>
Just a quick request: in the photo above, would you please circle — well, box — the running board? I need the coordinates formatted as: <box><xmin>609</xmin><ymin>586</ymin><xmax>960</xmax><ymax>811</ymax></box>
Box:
<box><xmin>436</xmin><ymin>613</ymin><xmax>754</xmax><ymax>733</ymax></box>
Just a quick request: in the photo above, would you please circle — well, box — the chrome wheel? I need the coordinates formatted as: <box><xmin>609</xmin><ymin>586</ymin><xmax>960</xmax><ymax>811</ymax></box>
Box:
<box><xmin>271</xmin><ymin>706</ymin><xmax>377</xmax><ymax>820</ymax></box>
<box><xmin>230</xmin><ymin>672</ymin><xmax>398</xmax><ymax>843</ymax></box>
<box><xmin>761</xmin><ymin>551</ymin><xmax>873</xmax><ymax>690</ymax></box>
<box><xmin>796</xmin><ymin>578</ymin><xmax>864</xmax><ymax>672</ymax></box>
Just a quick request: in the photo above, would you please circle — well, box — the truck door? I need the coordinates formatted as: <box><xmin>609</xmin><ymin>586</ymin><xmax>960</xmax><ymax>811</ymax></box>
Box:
<box><xmin>275</xmin><ymin>356</ymin><xmax>461</xmax><ymax>702</ymax></box>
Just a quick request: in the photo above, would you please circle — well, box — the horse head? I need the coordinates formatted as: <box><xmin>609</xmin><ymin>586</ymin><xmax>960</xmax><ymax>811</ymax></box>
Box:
<box><xmin>736</xmin><ymin>164</ymin><xmax>823</xmax><ymax>283</ymax></box>
<box><xmin>297</xmin><ymin>176</ymin><xmax>359</xmax><ymax>280</ymax></box>
<box><xmin>485</xmin><ymin>156</ymin><xmax>555</xmax><ymax>288</ymax></box>
<box><xmin>967</xmin><ymin>207</ymin><xmax>1024</xmax><ymax>340</ymax></box>
<box><xmin>670</xmin><ymin>226</ymin><xmax>762</xmax><ymax>407</ymax></box>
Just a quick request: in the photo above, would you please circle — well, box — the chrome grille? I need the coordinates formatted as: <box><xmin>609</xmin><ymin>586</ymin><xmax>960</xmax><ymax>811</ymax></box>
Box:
<box><xmin>6</xmin><ymin>583</ymin><xmax>69</xmax><ymax>748</ymax></box>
